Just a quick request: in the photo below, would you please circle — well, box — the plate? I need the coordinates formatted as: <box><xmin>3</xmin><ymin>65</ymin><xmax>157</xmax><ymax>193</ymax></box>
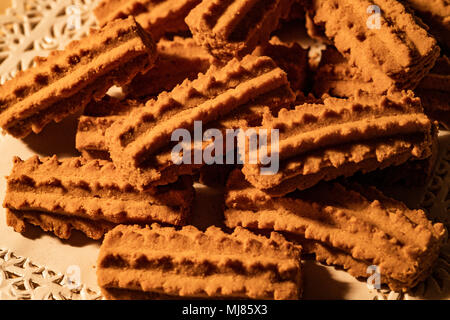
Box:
<box><xmin>0</xmin><ymin>0</ymin><xmax>449</xmax><ymax>300</ymax></box>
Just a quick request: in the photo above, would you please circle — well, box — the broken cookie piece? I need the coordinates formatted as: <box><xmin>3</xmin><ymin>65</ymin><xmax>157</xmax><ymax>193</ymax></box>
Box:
<box><xmin>76</xmin><ymin>96</ymin><xmax>143</xmax><ymax>160</ymax></box>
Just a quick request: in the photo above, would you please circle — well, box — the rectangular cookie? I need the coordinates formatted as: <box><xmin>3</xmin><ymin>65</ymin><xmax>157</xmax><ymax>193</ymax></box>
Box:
<box><xmin>97</xmin><ymin>224</ymin><xmax>302</xmax><ymax>299</ymax></box>
<box><xmin>94</xmin><ymin>0</ymin><xmax>201</xmax><ymax>40</ymax></box>
<box><xmin>76</xmin><ymin>97</ymin><xmax>203</xmax><ymax>186</ymax></box>
<box><xmin>3</xmin><ymin>156</ymin><xmax>195</xmax><ymax>240</ymax></box>
<box><xmin>123</xmin><ymin>37</ymin><xmax>215</xmax><ymax>99</ymax></box>
<box><xmin>0</xmin><ymin>17</ymin><xmax>156</xmax><ymax>139</ymax></box>
<box><xmin>308</xmin><ymin>0</ymin><xmax>440</xmax><ymax>89</ymax></box>
<box><xmin>185</xmin><ymin>0</ymin><xmax>293</xmax><ymax>59</ymax></box>
<box><xmin>242</xmin><ymin>91</ymin><xmax>433</xmax><ymax>196</ymax></box>
<box><xmin>106</xmin><ymin>54</ymin><xmax>295</xmax><ymax>189</ymax></box>
<box><xmin>224</xmin><ymin>170</ymin><xmax>447</xmax><ymax>292</ymax></box>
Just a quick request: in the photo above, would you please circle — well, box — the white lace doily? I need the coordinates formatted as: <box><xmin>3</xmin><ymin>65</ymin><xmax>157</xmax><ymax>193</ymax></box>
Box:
<box><xmin>0</xmin><ymin>0</ymin><xmax>448</xmax><ymax>300</ymax></box>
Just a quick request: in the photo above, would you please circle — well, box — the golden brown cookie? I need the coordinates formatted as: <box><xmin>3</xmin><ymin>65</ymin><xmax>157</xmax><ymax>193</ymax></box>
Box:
<box><xmin>94</xmin><ymin>0</ymin><xmax>201</xmax><ymax>40</ymax></box>
<box><xmin>3</xmin><ymin>156</ymin><xmax>195</xmax><ymax>240</ymax></box>
<box><xmin>253</xmin><ymin>37</ymin><xmax>309</xmax><ymax>92</ymax></box>
<box><xmin>405</xmin><ymin>0</ymin><xmax>450</xmax><ymax>53</ymax></box>
<box><xmin>354</xmin><ymin>123</ymin><xmax>440</xmax><ymax>187</ymax></box>
<box><xmin>224</xmin><ymin>170</ymin><xmax>447</xmax><ymax>292</ymax></box>
<box><xmin>97</xmin><ymin>224</ymin><xmax>302</xmax><ymax>299</ymax></box>
<box><xmin>242</xmin><ymin>91</ymin><xmax>433</xmax><ymax>196</ymax></box>
<box><xmin>308</xmin><ymin>0</ymin><xmax>440</xmax><ymax>90</ymax></box>
<box><xmin>76</xmin><ymin>96</ymin><xmax>143</xmax><ymax>160</ymax></box>
<box><xmin>106</xmin><ymin>55</ymin><xmax>294</xmax><ymax>189</ymax></box>
<box><xmin>415</xmin><ymin>56</ymin><xmax>450</xmax><ymax>129</ymax></box>
<box><xmin>313</xmin><ymin>46</ymin><xmax>395</xmax><ymax>97</ymax></box>
<box><xmin>0</xmin><ymin>17</ymin><xmax>156</xmax><ymax>138</ymax></box>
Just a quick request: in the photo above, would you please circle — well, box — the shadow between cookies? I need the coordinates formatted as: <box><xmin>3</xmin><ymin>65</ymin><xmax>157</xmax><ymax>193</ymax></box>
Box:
<box><xmin>22</xmin><ymin>113</ymin><xmax>81</xmax><ymax>158</ymax></box>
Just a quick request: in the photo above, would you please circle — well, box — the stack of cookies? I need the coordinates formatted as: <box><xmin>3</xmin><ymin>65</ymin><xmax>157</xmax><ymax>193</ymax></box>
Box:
<box><xmin>1</xmin><ymin>0</ymin><xmax>448</xmax><ymax>299</ymax></box>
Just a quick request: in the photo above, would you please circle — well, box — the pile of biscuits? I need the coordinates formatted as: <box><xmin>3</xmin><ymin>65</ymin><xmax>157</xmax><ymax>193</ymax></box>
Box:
<box><xmin>1</xmin><ymin>0</ymin><xmax>449</xmax><ymax>299</ymax></box>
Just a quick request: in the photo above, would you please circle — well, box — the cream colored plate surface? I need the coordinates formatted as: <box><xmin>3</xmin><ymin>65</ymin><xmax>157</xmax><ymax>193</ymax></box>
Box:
<box><xmin>0</xmin><ymin>0</ymin><xmax>449</xmax><ymax>300</ymax></box>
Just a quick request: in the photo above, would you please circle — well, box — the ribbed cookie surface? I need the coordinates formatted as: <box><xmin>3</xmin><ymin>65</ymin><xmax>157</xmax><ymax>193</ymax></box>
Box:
<box><xmin>97</xmin><ymin>224</ymin><xmax>302</xmax><ymax>299</ymax></box>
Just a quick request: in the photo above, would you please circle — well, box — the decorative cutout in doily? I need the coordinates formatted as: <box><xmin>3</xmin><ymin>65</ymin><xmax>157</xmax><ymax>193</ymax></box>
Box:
<box><xmin>0</xmin><ymin>248</ymin><xmax>102</xmax><ymax>300</ymax></box>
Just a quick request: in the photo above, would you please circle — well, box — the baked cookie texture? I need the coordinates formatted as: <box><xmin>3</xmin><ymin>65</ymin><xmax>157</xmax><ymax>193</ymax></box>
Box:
<box><xmin>242</xmin><ymin>91</ymin><xmax>433</xmax><ymax>196</ymax></box>
<box><xmin>186</xmin><ymin>0</ymin><xmax>294</xmax><ymax>59</ymax></box>
<box><xmin>314</xmin><ymin>48</ymin><xmax>450</xmax><ymax>129</ymax></box>
<box><xmin>224</xmin><ymin>170</ymin><xmax>447</xmax><ymax>292</ymax></box>
<box><xmin>3</xmin><ymin>156</ymin><xmax>195</xmax><ymax>240</ymax></box>
<box><xmin>308</xmin><ymin>0</ymin><xmax>440</xmax><ymax>90</ymax></box>
<box><xmin>76</xmin><ymin>96</ymin><xmax>143</xmax><ymax>160</ymax></box>
<box><xmin>0</xmin><ymin>0</ymin><xmax>448</xmax><ymax>300</ymax></box>
<box><xmin>415</xmin><ymin>56</ymin><xmax>450</xmax><ymax>129</ymax></box>
<box><xmin>6</xmin><ymin>208</ymin><xmax>115</xmax><ymax>241</ymax></box>
<box><xmin>97</xmin><ymin>224</ymin><xmax>302</xmax><ymax>300</ymax></box>
<box><xmin>253</xmin><ymin>37</ymin><xmax>309</xmax><ymax>92</ymax></box>
<box><xmin>404</xmin><ymin>0</ymin><xmax>450</xmax><ymax>53</ymax></box>
<box><xmin>0</xmin><ymin>17</ymin><xmax>156</xmax><ymax>139</ymax></box>
<box><xmin>314</xmin><ymin>46</ymin><xmax>395</xmax><ymax>97</ymax></box>
<box><xmin>123</xmin><ymin>37</ymin><xmax>216</xmax><ymax>99</ymax></box>
<box><xmin>106</xmin><ymin>54</ymin><xmax>294</xmax><ymax>189</ymax></box>
<box><xmin>94</xmin><ymin>0</ymin><xmax>201</xmax><ymax>40</ymax></box>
